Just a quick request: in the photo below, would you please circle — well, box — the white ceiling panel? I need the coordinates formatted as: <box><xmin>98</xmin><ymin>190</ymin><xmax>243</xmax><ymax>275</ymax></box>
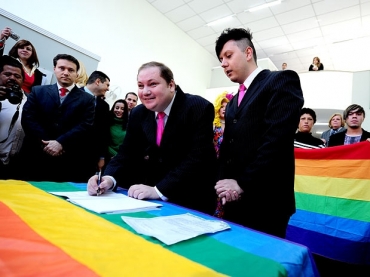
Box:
<box><xmin>165</xmin><ymin>5</ymin><xmax>196</xmax><ymax>23</ymax></box>
<box><xmin>145</xmin><ymin>0</ymin><xmax>370</xmax><ymax>74</ymax></box>
<box><xmin>317</xmin><ymin>6</ymin><xmax>360</xmax><ymax>26</ymax></box>
<box><xmin>313</xmin><ymin>0</ymin><xmax>359</xmax><ymax>16</ymax></box>
<box><xmin>151</xmin><ymin>0</ymin><xmax>186</xmax><ymax>14</ymax></box>
<box><xmin>275</xmin><ymin>5</ymin><xmax>316</xmax><ymax>25</ymax></box>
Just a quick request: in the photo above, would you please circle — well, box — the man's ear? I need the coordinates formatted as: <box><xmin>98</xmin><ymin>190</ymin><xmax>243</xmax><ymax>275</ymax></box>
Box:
<box><xmin>245</xmin><ymin>47</ymin><xmax>253</xmax><ymax>61</ymax></box>
<box><xmin>169</xmin><ymin>80</ymin><xmax>176</xmax><ymax>92</ymax></box>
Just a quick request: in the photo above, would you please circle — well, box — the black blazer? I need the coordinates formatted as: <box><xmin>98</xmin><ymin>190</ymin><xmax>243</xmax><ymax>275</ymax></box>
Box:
<box><xmin>104</xmin><ymin>86</ymin><xmax>217</xmax><ymax>214</ymax></box>
<box><xmin>309</xmin><ymin>64</ymin><xmax>324</xmax><ymax>71</ymax></box>
<box><xmin>20</xmin><ymin>83</ymin><xmax>95</xmax><ymax>182</ymax></box>
<box><xmin>218</xmin><ymin>69</ymin><xmax>304</xmax><ymax>226</ymax></box>
<box><xmin>328</xmin><ymin>129</ymin><xmax>370</xmax><ymax>146</ymax></box>
<box><xmin>80</xmin><ymin>87</ymin><xmax>111</xmax><ymax>163</ymax></box>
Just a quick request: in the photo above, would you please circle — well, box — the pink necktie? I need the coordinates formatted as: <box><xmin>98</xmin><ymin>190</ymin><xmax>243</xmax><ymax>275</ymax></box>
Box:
<box><xmin>60</xmin><ymin>87</ymin><xmax>68</xmax><ymax>97</ymax></box>
<box><xmin>156</xmin><ymin>112</ymin><xmax>166</xmax><ymax>146</ymax></box>
<box><xmin>237</xmin><ymin>84</ymin><xmax>246</xmax><ymax>106</ymax></box>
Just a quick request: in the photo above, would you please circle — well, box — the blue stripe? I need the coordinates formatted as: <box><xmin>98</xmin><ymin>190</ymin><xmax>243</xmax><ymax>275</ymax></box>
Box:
<box><xmin>286</xmin><ymin>225</ymin><xmax>370</xmax><ymax>265</ymax></box>
<box><xmin>289</xmin><ymin>209</ymin><xmax>370</xmax><ymax>241</ymax></box>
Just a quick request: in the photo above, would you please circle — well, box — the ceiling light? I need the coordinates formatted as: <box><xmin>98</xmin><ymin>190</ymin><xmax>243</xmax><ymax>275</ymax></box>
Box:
<box><xmin>206</xmin><ymin>14</ymin><xmax>236</xmax><ymax>26</ymax></box>
<box><xmin>246</xmin><ymin>0</ymin><xmax>282</xmax><ymax>12</ymax></box>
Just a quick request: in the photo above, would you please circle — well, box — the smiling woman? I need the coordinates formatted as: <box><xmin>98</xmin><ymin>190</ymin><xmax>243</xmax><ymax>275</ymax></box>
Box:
<box><xmin>0</xmin><ymin>27</ymin><xmax>47</xmax><ymax>94</ymax></box>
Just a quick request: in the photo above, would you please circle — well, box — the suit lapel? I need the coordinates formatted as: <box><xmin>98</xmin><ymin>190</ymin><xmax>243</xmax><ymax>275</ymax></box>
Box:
<box><xmin>48</xmin><ymin>84</ymin><xmax>60</xmax><ymax>105</ymax></box>
<box><xmin>61</xmin><ymin>85</ymin><xmax>81</xmax><ymax>107</ymax></box>
<box><xmin>142</xmin><ymin>110</ymin><xmax>157</xmax><ymax>146</ymax></box>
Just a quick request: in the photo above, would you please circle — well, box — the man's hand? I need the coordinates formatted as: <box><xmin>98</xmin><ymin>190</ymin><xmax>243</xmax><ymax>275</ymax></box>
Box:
<box><xmin>0</xmin><ymin>27</ymin><xmax>11</xmax><ymax>40</ymax></box>
<box><xmin>0</xmin><ymin>85</ymin><xmax>7</xmax><ymax>101</ymax></box>
<box><xmin>215</xmin><ymin>179</ymin><xmax>244</xmax><ymax>205</ymax></box>
<box><xmin>42</xmin><ymin>140</ymin><xmax>63</xmax><ymax>156</ymax></box>
<box><xmin>128</xmin><ymin>184</ymin><xmax>160</xmax><ymax>200</ymax></box>
<box><xmin>87</xmin><ymin>175</ymin><xmax>113</xmax><ymax>196</ymax></box>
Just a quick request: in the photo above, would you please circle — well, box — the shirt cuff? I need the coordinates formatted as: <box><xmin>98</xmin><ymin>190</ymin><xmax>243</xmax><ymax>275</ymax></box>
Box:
<box><xmin>154</xmin><ymin>186</ymin><xmax>168</xmax><ymax>201</ymax></box>
<box><xmin>104</xmin><ymin>175</ymin><xmax>116</xmax><ymax>190</ymax></box>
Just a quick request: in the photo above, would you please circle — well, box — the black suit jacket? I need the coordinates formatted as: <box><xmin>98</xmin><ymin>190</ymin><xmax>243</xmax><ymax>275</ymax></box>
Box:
<box><xmin>218</xmin><ymin>69</ymin><xmax>304</xmax><ymax>229</ymax></box>
<box><xmin>80</xmin><ymin>87</ymin><xmax>111</xmax><ymax>167</ymax></box>
<box><xmin>328</xmin><ymin>129</ymin><xmax>370</xmax><ymax>146</ymax></box>
<box><xmin>104</xmin><ymin>86</ymin><xmax>217</xmax><ymax>214</ymax></box>
<box><xmin>20</xmin><ymin>83</ymin><xmax>95</xmax><ymax>182</ymax></box>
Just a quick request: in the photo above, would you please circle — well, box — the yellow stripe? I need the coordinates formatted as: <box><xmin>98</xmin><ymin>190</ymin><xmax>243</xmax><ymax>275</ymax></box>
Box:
<box><xmin>295</xmin><ymin>159</ymin><xmax>370</xmax><ymax>179</ymax></box>
<box><xmin>295</xmin><ymin>175</ymin><xmax>370</xmax><ymax>201</ymax></box>
<box><xmin>1</xmin><ymin>180</ymin><xmax>225</xmax><ymax>277</ymax></box>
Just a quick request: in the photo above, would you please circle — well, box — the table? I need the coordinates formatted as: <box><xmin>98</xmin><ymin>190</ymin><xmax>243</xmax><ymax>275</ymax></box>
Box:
<box><xmin>287</xmin><ymin>142</ymin><xmax>370</xmax><ymax>265</ymax></box>
<box><xmin>1</xmin><ymin>180</ymin><xmax>318</xmax><ymax>276</ymax></box>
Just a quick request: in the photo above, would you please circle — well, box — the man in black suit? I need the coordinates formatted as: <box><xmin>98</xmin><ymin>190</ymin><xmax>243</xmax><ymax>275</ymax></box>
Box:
<box><xmin>214</xmin><ymin>28</ymin><xmax>304</xmax><ymax>238</ymax></box>
<box><xmin>80</xmin><ymin>71</ymin><xmax>111</xmax><ymax>174</ymax></box>
<box><xmin>20</xmin><ymin>54</ymin><xmax>95</xmax><ymax>182</ymax></box>
<box><xmin>87</xmin><ymin>61</ymin><xmax>217</xmax><ymax>214</ymax></box>
<box><xmin>329</xmin><ymin>104</ymin><xmax>370</xmax><ymax>146</ymax></box>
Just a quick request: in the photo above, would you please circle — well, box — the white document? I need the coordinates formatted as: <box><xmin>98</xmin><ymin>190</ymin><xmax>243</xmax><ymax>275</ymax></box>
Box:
<box><xmin>48</xmin><ymin>191</ymin><xmax>162</xmax><ymax>214</ymax></box>
<box><xmin>121</xmin><ymin>213</ymin><xmax>230</xmax><ymax>245</ymax></box>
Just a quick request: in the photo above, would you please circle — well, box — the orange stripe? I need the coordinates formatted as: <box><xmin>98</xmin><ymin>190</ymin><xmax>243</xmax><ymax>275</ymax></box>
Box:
<box><xmin>296</xmin><ymin>159</ymin><xmax>370</xmax><ymax>179</ymax></box>
<box><xmin>0</xmin><ymin>202</ymin><xmax>98</xmax><ymax>277</ymax></box>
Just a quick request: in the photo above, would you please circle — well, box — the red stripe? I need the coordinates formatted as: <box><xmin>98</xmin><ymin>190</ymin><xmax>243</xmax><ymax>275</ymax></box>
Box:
<box><xmin>295</xmin><ymin>141</ymin><xmax>370</xmax><ymax>159</ymax></box>
<box><xmin>0</xmin><ymin>202</ymin><xmax>98</xmax><ymax>276</ymax></box>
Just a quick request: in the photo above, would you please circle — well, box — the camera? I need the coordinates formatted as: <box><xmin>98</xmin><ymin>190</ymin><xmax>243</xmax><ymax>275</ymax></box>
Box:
<box><xmin>9</xmin><ymin>31</ymin><xmax>20</xmax><ymax>41</ymax></box>
<box><xmin>4</xmin><ymin>82</ymin><xmax>23</xmax><ymax>104</ymax></box>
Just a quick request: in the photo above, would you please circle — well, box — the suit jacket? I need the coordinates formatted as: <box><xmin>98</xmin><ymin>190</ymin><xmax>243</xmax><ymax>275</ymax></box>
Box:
<box><xmin>104</xmin><ymin>86</ymin><xmax>217</xmax><ymax>214</ymax></box>
<box><xmin>321</xmin><ymin>127</ymin><xmax>346</xmax><ymax>146</ymax></box>
<box><xmin>328</xmin><ymin>129</ymin><xmax>370</xmax><ymax>146</ymax></box>
<box><xmin>80</xmin><ymin>87</ymin><xmax>111</xmax><ymax>166</ymax></box>
<box><xmin>218</xmin><ymin>69</ymin><xmax>304</xmax><ymax>228</ymax></box>
<box><xmin>20</xmin><ymin>83</ymin><xmax>95</xmax><ymax>182</ymax></box>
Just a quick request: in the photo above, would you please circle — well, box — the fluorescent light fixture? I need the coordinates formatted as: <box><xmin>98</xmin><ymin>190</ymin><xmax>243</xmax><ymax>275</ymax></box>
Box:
<box><xmin>206</xmin><ymin>14</ymin><xmax>236</xmax><ymax>27</ymax></box>
<box><xmin>247</xmin><ymin>0</ymin><xmax>281</xmax><ymax>12</ymax></box>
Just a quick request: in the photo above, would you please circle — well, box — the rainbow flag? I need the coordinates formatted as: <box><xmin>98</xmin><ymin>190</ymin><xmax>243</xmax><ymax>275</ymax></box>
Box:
<box><xmin>0</xmin><ymin>180</ymin><xmax>318</xmax><ymax>276</ymax></box>
<box><xmin>287</xmin><ymin>141</ymin><xmax>370</xmax><ymax>264</ymax></box>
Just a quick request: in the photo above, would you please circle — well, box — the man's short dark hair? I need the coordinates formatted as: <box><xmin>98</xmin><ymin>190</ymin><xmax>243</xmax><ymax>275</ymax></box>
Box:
<box><xmin>343</xmin><ymin>104</ymin><xmax>365</xmax><ymax>119</ymax></box>
<box><xmin>53</xmin><ymin>54</ymin><xmax>80</xmax><ymax>72</ymax></box>
<box><xmin>125</xmin><ymin>92</ymin><xmax>137</xmax><ymax>99</ymax></box>
<box><xmin>0</xmin><ymin>55</ymin><xmax>24</xmax><ymax>80</ymax></box>
<box><xmin>138</xmin><ymin>61</ymin><xmax>174</xmax><ymax>84</ymax></box>
<box><xmin>215</xmin><ymin>28</ymin><xmax>257</xmax><ymax>63</ymax></box>
<box><xmin>300</xmin><ymin>107</ymin><xmax>317</xmax><ymax>123</ymax></box>
<box><xmin>86</xmin><ymin>70</ymin><xmax>110</xmax><ymax>84</ymax></box>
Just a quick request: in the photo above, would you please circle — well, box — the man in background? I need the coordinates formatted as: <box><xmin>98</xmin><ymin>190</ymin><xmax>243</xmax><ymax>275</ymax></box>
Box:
<box><xmin>282</xmin><ymin>62</ymin><xmax>287</xmax><ymax>70</ymax></box>
<box><xmin>125</xmin><ymin>92</ymin><xmax>138</xmax><ymax>115</ymax></box>
<box><xmin>20</xmin><ymin>54</ymin><xmax>95</xmax><ymax>182</ymax></box>
<box><xmin>0</xmin><ymin>55</ymin><xmax>25</xmax><ymax>179</ymax></box>
<box><xmin>81</xmin><ymin>70</ymin><xmax>111</xmax><ymax>174</ymax></box>
<box><xmin>329</xmin><ymin>104</ymin><xmax>370</xmax><ymax>146</ymax></box>
<box><xmin>214</xmin><ymin>28</ymin><xmax>304</xmax><ymax>238</ymax></box>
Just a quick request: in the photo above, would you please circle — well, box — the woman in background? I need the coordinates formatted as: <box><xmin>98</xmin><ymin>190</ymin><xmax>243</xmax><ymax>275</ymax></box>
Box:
<box><xmin>75</xmin><ymin>60</ymin><xmax>89</xmax><ymax>88</ymax></box>
<box><xmin>321</xmin><ymin>113</ymin><xmax>346</xmax><ymax>146</ymax></box>
<box><xmin>213</xmin><ymin>91</ymin><xmax>230</xmax><ymax>158</ymax></box>
<box><xmin>213</xmin><ymin>91</ymin><xmax>231</xmax><ymax>218</ymax></box>
<box><xmin>1</xmin><ymin>31</ymin><xmax>46</xmax><ymax>94</ymax></box>
<box><xmin>309</xmin><ymin>57</ymin><xmax>324</xmax><ymax>71</ymax></box>
<box><xmin>107</xmin><ymin>99</ymin><xmax>129</xmax><ymax>161</ymax></box>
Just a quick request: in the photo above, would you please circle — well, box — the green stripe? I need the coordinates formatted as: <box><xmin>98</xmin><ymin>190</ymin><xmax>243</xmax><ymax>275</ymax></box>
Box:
<box><xmin>30</xmin><ymin>181</ymin><xmax>287</xmax><ymax>277</ymax></box>
<box><xmin>295</xmin><ymin>192</ymin><xmax>370</xmax><ymax>222</ymax></box>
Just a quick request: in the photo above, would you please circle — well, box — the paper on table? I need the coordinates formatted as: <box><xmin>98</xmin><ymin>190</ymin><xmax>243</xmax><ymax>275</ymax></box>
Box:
<box><xmin>121</xmin><ymin>213</ymin><xmax>230</xmax><ymax>245</ymax></box>
<box><xmin>48</xmin><ymin>191</ymin><xmax>162</xmax><ymax>214</ymax></box>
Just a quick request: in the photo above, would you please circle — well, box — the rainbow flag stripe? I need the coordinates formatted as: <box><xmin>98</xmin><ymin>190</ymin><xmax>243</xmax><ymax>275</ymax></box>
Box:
<box><xmin>287</xmin><ymin>141</ymin><xmax>370</xmax><ymax>264</ymax></box>
<box><xmin>1</xmin><ymin>180</ymin><xmax>318</xmax><ymax>276</ymax></box>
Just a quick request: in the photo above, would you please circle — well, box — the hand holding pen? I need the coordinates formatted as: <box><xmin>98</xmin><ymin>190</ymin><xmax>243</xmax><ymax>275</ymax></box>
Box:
<box><xmin>96</xmin><ymin>170</ymin><xmax>102</xmax><ymax>196</ymax></box>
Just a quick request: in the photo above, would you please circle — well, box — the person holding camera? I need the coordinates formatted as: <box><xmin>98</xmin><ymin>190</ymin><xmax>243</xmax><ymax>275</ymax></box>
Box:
<box><xmin>1</xmin><ymin>26</ymin><xmax>46</xmax><ymax>94</ymax></box>
<box><xmin>0</xmin><ymin>55</ymin><xmax>26</xmax><ymax>179</ymax></box>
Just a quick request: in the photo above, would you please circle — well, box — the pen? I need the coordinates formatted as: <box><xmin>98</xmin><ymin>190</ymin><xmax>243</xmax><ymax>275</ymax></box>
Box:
<box><xmin>97</xmin><ymin>170</ymin><xmax>102</xmax><ymax>196</ymax></box>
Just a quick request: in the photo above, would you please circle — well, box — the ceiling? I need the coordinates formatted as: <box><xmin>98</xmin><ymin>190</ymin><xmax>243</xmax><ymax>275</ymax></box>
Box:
<box><xmin>146</xmin><ymin>0</ymin><xmax>370</xmax><ymax>74</ymax></box>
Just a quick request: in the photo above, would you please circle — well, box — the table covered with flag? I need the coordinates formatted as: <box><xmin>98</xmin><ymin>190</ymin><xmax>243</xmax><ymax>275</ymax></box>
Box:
<box><xmin>287</xmin><ymin>141</ymin><xmax>370</xmax><ymax>265</ymax></box>
<box><xmin>0</xmin><ymin>180</ymin><xmax>318</xmax><ymax>276</ymax></box>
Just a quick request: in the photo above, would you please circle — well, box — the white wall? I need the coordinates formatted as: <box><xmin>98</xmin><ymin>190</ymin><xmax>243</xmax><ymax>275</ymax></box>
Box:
<box><xmin>0</xmin><ymin>0</ymin><xmax>217</xmax><ymax>106</ymax></box>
